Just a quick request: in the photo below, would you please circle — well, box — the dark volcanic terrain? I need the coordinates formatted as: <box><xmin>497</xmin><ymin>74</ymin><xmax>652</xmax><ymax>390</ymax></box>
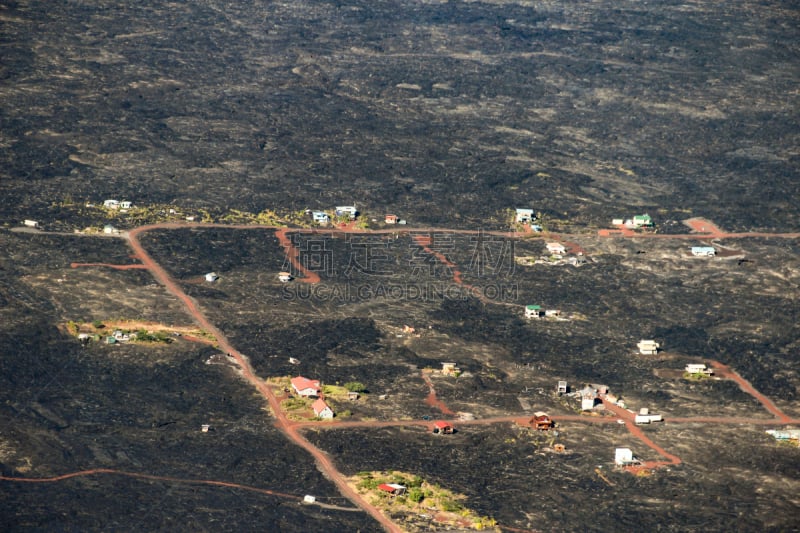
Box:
<box><xmin>1</xmin><ymin>0</ymin><xmax>798</xmax><ymax>231</ymax></box>
<box><xmin>1</xmin><ymin>0</ymin><xmax>799</xmax><ymax>532</ymax></box>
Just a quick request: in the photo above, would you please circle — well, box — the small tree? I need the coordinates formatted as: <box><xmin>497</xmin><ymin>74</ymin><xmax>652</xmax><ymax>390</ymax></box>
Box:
<box><xmin>408</xmin><ymin>487</ymin><xmax>424</xmax><ymax>504</ymax></box>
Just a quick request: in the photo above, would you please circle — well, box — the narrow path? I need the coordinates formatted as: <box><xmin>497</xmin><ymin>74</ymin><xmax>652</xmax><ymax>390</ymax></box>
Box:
<box><xmin>0</xmin><ymin>468</ymin><xmax>301</xmax><ymax>501</ymax></box>
<box><xmin>124</xmin><ymin>226</ymin><xmax>400</xmax><ymax>533</ymax></box>
<box><xmin>70</xmin><ymin>262</ymin><xmax>148</xmax><ymax>270</ymax></box>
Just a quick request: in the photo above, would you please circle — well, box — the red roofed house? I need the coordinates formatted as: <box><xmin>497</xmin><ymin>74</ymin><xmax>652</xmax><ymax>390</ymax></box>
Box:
<box><xmin>432</xmin><ymin>421</ymin><xmax>454</xmax><ymax>434</ymax></box>
<box><xmin>312</xmin><ymin>398</ymin><xmax>334</xmax><ymax>419</ymax></box>
<box><xmin>378</xmin><ymin>483</ymin><xmax>406</xmax><ymax>496</ymax></box>
<box><xmin>291</xmin><ymin>376</ymin><xmax>321</xmax><ymax>397</ymax></box>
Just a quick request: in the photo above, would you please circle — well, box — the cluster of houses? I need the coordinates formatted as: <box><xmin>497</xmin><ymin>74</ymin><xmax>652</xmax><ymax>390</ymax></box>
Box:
<box><xmin>77</xmin><ymin>329</ymin><xmax>138</xmax><ymax>345</ymax></box>
<box><xmin>611</xmin><ymin>214</ymin><xmax>653</xmax><ymax>229</ymax></box>
<box><xmin>290</xmin><ymin>376</ymin><xmax>334</xmax><ymax>419</ymax></box>
<box><xmin>306</xmin><ymin>206</ymin><xmax>358</xmax><ymax>226</ymax></box>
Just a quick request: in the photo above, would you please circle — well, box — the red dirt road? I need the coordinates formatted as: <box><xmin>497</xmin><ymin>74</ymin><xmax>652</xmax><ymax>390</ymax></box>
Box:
<box><xmin>709</xmin><ymin>360</ymin><xmax>793</xmax><ymax>423</ymax></box>
<box><xmin>274</xmin><ymin>228</ymin><xmax>321</xmax><ymax>283</ymax></box>
<box><xmin>599</xmin><ymin>217</ymin><xmax>800</xmax><ymax>240</ymax></box>
<box><xmin>601</xmin><ymin>400</ymin><xmax>682</xmax><ymax>466</ymax></box>
<box><xmin>421</xmin><ymin>371</ymin><xmax>456</xmax><ymax>416</ymax></box>
<box><xmin>124</xmin><ymin>225</ymin><xmax>400</xmax><ymax>532</ymax></box>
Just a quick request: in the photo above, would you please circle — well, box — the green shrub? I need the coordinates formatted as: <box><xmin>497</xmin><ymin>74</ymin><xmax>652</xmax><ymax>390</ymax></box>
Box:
<box><xmin>344</xmin><ymin>381</ymin><xmax>367</xmax><ymax>393</ymax></box>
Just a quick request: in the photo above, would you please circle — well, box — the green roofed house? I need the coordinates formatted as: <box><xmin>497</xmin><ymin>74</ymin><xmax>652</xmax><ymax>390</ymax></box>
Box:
<box><xmin>631</xmin><ymin>214</ymin><xmax>653</xmax><ymax>227</ymax></box>
<box><xmin>525</xmin><ymin>305</ymin><xmax>543</xmax><ymax>319</ymax></box>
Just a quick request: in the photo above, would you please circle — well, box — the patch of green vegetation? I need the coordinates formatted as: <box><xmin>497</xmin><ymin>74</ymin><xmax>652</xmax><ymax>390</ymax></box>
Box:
<box><xmin>322</xmin><ymin>384</ymin><xmax>349</xmax><ymax>397</ymax></box>
<box><xmin>134</xmin><ymin>329</ymin><xmax>172</xmax><ymax>344</ymax></box>
<box><xmin>683</xmin><ymin>371</ymin><xmax>712</xmax><ymax>380</ymax></box>
<box><xmin>351</xmin><ymin>470</ymin><xmax>499</xmax><ymax>531</ymax></box>
<box><xmin>344</xmin><ymin>381</ymin><xmax>367</xmax><ymax>393</ymax></box>
<box><xmin>281</xmin><ymin>397</ymin><xmax>309</xmax><ymax>411</ymax></box>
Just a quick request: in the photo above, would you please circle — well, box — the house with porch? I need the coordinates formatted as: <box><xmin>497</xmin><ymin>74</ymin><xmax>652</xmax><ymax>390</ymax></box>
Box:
<box><xmin>637</xmin><ymin>339</ymin><xmax>660</xmax><ymax>355</ymax></box>
<box><xmin>546</xmin><ymin>242</ymin><xmax>566</xmax><ymax>255</ymax></box>
<box><xmin>685</xmin><ymin>363</ymin><xmax>713</xmax><ymax>375</ymax></box>
<box><xmin>385</xmin><ymin>214</ymin><xmax>398</xmax><ymax>224</ymax></box>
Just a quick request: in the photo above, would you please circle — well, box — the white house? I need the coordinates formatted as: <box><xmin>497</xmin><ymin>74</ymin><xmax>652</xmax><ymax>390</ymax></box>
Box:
<box><xmin>335</xmin><ymin>206</ymin><xmax>358</xmax><ymax>219</ymax></box>
<box><xmin>615</xmin><ymin>447</ymin><xmax>635</xmax><ymax>466</ymax></box>
<box><xmin>278</xmin><ymin>271</ymin><xmax>293</xmax><ymax>283</ymax></box>
<box><xmin>611</xmin><ymin>218</ymin><xmax>624</xmax><ymax>226</ymax></box>
<box><xmin>103</xmin><ymin>225</ymin><xmax>118</xmax><ymax>234</ymax></box>
<box><xmin>635</xmin><ymin>413</ymin><xmax>663</xmax><ymax>424</ymax></box>
<box><xmin>515</xmin><ymin>208</ymin><xmax>534</xmax><ymax>223</ymax></box>
<box><xmin>637</xmin><ymin>340</ymin><xmax>660</xmax><ymax>355</ymax></box>
<box><xmin>546</xmin><ymin>242</ymin><xmax>566</xmax><ymax>255</ymax></box>
<box><xmin>525</xmin><ymin>305</ymin><xmax>542</xmax><ymax>319</ymax></box>
<box><xmin>312</xmin><ymin>398</ymin><xmax>334</xmax><ymax>419</ymax></box>
<box><xmin>205</xmin><ymin>272</ymin><xmax>219</xmax><ymax>282</ymax></box>
<box><xmin>685</xmin><ymin>363</ymin><xmax>713</xmax><ymax>375</ymax></box>
<box><xmin>312</xmin><ymin>211</ymin><xmax>330</xmax><ymax>224</ymax></box>
<box><xmin>23</xmin><ymin>220</ymin><xmax>40</xmax><ymax>228</ymax></box>
<box><xmin>103</xmin><ymin>199</ymin><xmax>120</xmax><ymax>209</ymax></box>
<box><xmin>691</xmin><ymin>246</ymin><xmax>716</xmax><ymax>257</ymax></box>
<box><xmin>119</xmin><ymin>201</ymin><xmax>133</xmax><ymax>209</ymax></box>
